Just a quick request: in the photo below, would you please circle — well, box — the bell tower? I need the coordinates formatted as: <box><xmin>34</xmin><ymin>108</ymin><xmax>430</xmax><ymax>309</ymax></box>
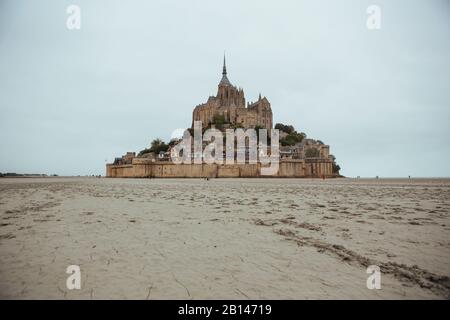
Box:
<box><xmin>216</xmin><ymin>55</ymin><xmax>245</xmax><ymax>107</ymax></box>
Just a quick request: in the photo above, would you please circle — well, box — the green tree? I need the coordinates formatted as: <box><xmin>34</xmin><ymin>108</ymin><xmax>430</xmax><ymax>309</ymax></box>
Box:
<box><xmin>280</xmin><ymin>131</ymin><xmax>305</xmax><ymax>146</ymax></box>
<box><xmin>138</xmin><ymin>148</ymin><xmax>151</xmax><ymax>156</ymax></box>
<box><xmin>168</xmin><ymin>138</ymin><xmax>179</xmax><ymax>147</ymax></box>
<box><xmin>332</xmin><ymin>163</ymin><xmax>341</xmax><ymax>174</ymax></box>
<box><xmin>274</xmin><ymin>123</ymin><xmax>295</xmax><ymax>134</ymax></box>
<box><xmin>138</xmin><ymin>138</ymin><xmax>169</xmax><ymax>156</ymax></box>
<box><xmin>150</xmin><ymin>138</ymin><xmax>169</xmax><ymax>154</ymax></box>
<box><xmin>275</xmin><ymin>123</ymin><xmax>305</xmax><ymax>146</ymax></box>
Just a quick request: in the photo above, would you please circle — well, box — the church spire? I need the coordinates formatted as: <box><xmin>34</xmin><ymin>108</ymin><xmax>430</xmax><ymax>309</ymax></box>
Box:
<box><xmin>219</xmin><ymin>53</ymin><xmax>231</xmax><ymax>86</ymax></box>
<box><xmin>223</xmin><ymin>54</ymin><xmax>227</xmax><ymax>76</ymax></box>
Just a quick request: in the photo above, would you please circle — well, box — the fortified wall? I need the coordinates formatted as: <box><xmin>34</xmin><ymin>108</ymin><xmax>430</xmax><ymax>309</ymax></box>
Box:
<box><xmin>106</xmin><ymin>158</ymin><xmax>333</xmax><ymax>178</ymax></box>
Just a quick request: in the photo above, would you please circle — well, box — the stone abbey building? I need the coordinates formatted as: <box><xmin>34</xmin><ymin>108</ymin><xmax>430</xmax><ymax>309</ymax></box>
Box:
<box><xmin>106</xmin><ymin>57</ymin><xmax>336</xmax><ymax>178</ymax></box>
<box><xmin>192</xmin><ymin>57</ymin><xmax>273</xmax><ymax>129</ymax></box>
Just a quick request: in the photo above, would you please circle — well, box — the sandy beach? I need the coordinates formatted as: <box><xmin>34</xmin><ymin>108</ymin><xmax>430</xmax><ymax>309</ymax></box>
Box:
<box><xmin>0</xmin><ymin>177</ymin><xmax>449</xmax><ymax>299</ymax></box>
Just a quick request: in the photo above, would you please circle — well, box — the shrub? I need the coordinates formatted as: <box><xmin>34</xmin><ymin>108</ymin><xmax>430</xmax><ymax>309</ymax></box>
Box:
<box><xmin>274</xmin><ymin>123</ymin><xmax>295</xmax><ymax>134</ymax></box>
<box><xmin>332</xmin><ymin>163</ymin><xmax>341</xmax><ymax>174</ymax></box>
<box><xmin>138</xmin><ymin>138</ymin><xmax>169</xmax><ymax>156</ymax></box>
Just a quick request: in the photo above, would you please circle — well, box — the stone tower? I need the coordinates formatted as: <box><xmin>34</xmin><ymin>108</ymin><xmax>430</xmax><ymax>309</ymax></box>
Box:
<box><xmin>216</xmin><ymin>56</ymin><xmax>245</xmax><ymax>108</ymax></box>
<box><xmin>192</xmin><ymin>56</ymin><xmax>273</xmax><ymax>129</ymax></box>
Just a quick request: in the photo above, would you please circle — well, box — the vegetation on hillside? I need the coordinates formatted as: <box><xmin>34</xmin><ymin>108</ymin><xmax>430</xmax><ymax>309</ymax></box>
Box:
<box><xmin>275</xmin><ymin>123</ymin><xmax>306</xmax><ymax>146</ymax></box>
<box><xmin>332</xmin><ymin>163</ymin><xmax>341</xmax><ymax>174</ymax></box>
<box><xmin>138</xmin><ymin>138</ymin><xmax>170</xmax><ymax>156</ymax></box>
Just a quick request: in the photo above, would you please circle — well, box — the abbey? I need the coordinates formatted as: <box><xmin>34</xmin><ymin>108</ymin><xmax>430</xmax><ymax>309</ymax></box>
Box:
<box><xmin>192</xmin><ymin>57</ymin><xmax>273</xmax><ymax>129</ymax></box>
<box><xmin>106</xmin><ymin>56</ymin><xmax>340</xmax><ymax>178</ymax></box>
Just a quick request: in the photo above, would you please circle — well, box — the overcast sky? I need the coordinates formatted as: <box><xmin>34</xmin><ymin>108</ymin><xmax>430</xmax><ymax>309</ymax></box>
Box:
<box><xmin>0</xmin><ymin>0</ymin><xmax>449</xmax><ymax>177</ymax></box>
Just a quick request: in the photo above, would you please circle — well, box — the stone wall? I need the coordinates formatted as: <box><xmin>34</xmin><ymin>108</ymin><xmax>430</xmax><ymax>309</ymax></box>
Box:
<box><xmin>106</xmin><ymin>158</ymin><xmax>333</xmax><ymax>178</ymax></box>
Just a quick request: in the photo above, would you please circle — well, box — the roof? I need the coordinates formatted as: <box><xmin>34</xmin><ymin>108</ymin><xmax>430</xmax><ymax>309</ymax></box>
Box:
<box><xmin>219</xmin><ymin>54</ymin><xmax>232</xmax><ymax>86</ymax></box>
<box><xmin>219</xmin><ymin>74</ymin><xmax>232</xmax><ymax>86</ymax></box>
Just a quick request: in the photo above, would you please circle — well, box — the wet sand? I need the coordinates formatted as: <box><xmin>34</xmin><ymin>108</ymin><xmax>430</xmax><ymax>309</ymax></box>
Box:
<box><xmin>0</xmin><ymin>177</ymin><xmax>449</xmax><ymax>299</ymax></box>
